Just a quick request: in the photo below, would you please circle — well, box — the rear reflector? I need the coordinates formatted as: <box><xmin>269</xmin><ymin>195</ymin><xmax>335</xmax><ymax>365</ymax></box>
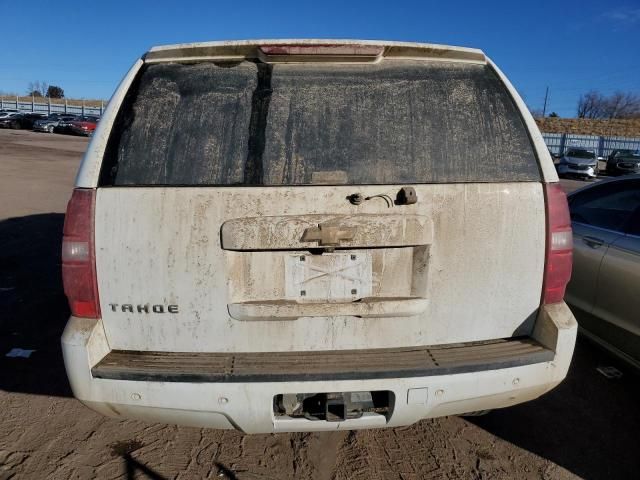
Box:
<box><xmin>62</xmin><ymin>189</ymin><xmax>100</xmax><ymax>318</ymax></box>
<box><xmin>543</xmin><ymin>183</ymin><xmax>573</xmax><ymax>304</ymax></box>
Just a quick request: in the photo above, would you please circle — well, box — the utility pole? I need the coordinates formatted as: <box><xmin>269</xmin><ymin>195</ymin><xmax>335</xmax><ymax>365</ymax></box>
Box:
<box><xmin>542</xmin><ymin>86</ymin><xmax>549</xmax><ymax>118</ymax></box>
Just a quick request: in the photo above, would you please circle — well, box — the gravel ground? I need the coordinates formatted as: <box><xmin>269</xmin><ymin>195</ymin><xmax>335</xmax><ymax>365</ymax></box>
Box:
<box><xmin>0</xmin><ymin>129</ymin><xmax>638</xmax><ymax>480</ymax></box>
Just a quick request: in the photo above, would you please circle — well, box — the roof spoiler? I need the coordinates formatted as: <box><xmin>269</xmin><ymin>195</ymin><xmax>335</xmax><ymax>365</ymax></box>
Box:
<box><xmin>143</xmin><ymin>40</ymin><xmax>486</xmax><ymax>65</ymax></box>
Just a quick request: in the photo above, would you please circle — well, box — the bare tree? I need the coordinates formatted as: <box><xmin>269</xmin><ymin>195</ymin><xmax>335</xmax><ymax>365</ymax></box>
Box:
<box><xmin>26</xmin><ymin>80</ymin><xmax>49</xmax><ymax>97</ymax></box>
<box><xmin>577</xmin><ymin>90</ymin><xmax>605</xmax><ymax>119</ymax></box>
<box><xmin>577</xmin><ymin>90</ymin><xmax>640</xmax><ymax>119</ymax></box>
<box><xmin>27</xmin><ymin>82</ymin><xmax>39</xmax><ymax>96</ymax></box>
<box><xmin>528</xmin><ymin>106</ymin><xmax>544</xmax><ymax>118</ymax></box>
<box><xmin>603</xmin><ymin>91</ymin><xmax>640</xmax><ymax>119</ymax></box>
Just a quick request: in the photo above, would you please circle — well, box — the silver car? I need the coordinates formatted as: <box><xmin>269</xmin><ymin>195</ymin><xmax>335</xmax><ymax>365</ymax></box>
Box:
<box><xmin>0</xmin><ymin>111</ymin><xmax>19</xmax><ymax>120</ymax></box>
<box><xmin>557</xmin><ymin>148</ymin><xmax>598</xmax><ymax>180</ymax></box>
<box><xmin>33</xmin><ymin>114</ymin><xmax>77</xmax><ymax>133</ymax></box>
<box><xmin>566</xmin><ymin>175</ymin><xmax>640</xmax><ymax>367</ymax></box>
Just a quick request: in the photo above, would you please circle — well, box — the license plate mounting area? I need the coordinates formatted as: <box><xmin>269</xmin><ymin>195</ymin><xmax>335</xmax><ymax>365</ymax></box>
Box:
<box><xmin>284</xmin><ymin>251</ymin><xmax>372</xmax><ymax>302</ymax></box>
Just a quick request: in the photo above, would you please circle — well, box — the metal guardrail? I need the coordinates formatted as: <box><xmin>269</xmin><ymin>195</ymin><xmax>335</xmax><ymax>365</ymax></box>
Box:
<box><xmin>543</xmin><ymin>133</ymin><xmax>640</xmax><ymax>158</ymax></box>
<box><xmin>0</xmin><ymin>97</ymin><xmax>104</xmax><ymax>116</ymax></box>
<box><xmin>2</xmin><ymin>96</ymin><xmax>639</xmax><ymax>156</ymax></box>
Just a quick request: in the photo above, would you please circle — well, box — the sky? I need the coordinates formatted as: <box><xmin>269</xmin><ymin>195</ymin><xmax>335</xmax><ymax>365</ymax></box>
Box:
<box><xmin>0</xmin><ymin>0</ymin><xmax>639</xmax><ymax>118</ymax></box>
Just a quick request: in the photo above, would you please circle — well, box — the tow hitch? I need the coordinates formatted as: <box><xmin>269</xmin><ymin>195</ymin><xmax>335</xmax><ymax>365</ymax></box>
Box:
<box><xmin>274</xmin><ymin>391</ymin><xmax>393</xmax><ymax>422</ymax></box>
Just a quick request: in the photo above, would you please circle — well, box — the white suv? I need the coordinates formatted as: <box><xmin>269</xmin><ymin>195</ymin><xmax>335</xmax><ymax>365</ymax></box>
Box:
<box><xmin>61</xmin><ymin>40</ymin><xmax>576</xmax><ymax>433</ymax></box>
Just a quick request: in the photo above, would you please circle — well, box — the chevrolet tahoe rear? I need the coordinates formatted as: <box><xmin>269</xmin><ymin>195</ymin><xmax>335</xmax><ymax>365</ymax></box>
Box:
<box><xmin>61</xmin><ymin>40</ymin><xmax>577</xmax><ymax>433</ymax></box>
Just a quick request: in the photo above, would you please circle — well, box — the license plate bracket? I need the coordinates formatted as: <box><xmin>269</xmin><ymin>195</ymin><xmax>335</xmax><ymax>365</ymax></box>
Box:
<box><xmin>284</xmin><ymin>252</ymin><xmax>372</xmax><ymax>301</ymax></box>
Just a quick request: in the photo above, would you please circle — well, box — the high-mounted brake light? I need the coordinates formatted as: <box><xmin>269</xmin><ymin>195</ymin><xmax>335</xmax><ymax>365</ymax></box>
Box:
<box><xmin>62</xmin><ymin>189</ymin><xmax>101</xmax><ymax>318</ymax></box>
<box><xmin>258</xmin><ymin>44</ymin><xmax>384</xmax><ymax>63</ymax></box>
<box><xmin>259</xmin><ymin>44</ymin><xmax>384</xmax><ymax>56</ymax></box>
<box><xmin>543</xmin><ymin>183</ymin><xmax>573</xmax><ymax>304</ymax></box>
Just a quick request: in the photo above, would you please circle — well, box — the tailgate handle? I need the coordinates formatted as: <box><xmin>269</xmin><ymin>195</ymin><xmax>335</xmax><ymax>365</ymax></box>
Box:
<box><xmin>221</xmin><ymin>214</ymin><xmax>432</xmax><ymax>250</ymax></box>
<box><xmin>301</xmin><ymin>224</ymin><xmax>356</xmax><ymax>247</ymax></box>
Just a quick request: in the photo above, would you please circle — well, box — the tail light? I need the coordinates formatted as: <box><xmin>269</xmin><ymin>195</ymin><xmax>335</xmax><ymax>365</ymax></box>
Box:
<box><xmin>543</xmin><ymin>183</ymin><xmax>573</xmax><ymax>304</ymax></box>
<box><xmin>62</xmin><ymin>189</ymin><xmax>101</xmax><ymax>318</ymax></box>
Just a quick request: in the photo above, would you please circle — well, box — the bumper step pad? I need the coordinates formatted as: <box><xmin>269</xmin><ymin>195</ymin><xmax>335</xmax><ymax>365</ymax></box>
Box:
<box><xmin>92</xmin><ymin>337</ymin><xmax>553</xmax><ymax>383</ymax></box>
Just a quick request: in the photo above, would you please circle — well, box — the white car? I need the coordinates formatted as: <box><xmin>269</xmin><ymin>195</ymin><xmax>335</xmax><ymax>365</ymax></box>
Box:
<box><xmin>61</xmin><ymin>40</ymin><xmax>577</xmax><ymax>433</ymax></box>
<box><xmin>557</xmin><ymin>148</ymin><xmax>598</xmax><ymax>180</ymax></box>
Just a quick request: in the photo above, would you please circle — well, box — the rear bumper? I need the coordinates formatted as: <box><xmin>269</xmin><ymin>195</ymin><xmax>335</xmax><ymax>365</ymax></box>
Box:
<box><xmin>62</xmin><ymin>303</ymin><xmax>577</xmax><ymax>433</ymax></box>
<box><xmin>69</xmin><ymin>127</ymin><xmax>91</xmax><ymax>136</ymax></box>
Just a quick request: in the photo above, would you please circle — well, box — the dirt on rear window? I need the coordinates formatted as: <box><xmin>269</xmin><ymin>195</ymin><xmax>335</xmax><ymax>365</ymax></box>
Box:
<box><xmin>100</xmin><ymin>60</ymin><xmax>540</xmax><ymax>186</ymax></box>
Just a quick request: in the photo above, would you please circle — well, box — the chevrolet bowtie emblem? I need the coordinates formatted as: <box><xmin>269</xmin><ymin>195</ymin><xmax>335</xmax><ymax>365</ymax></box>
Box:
<box><xmin>301</xmin><ymin>224</ymin><xmax>356</xmax><ymax>246</ymax></box>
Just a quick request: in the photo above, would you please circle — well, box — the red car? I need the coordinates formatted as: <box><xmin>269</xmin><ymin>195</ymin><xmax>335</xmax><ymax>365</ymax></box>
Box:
<box><xmin>69</xmin><ymin>116</ymin><xmax>99</xmax><ymax>136</ymax></box>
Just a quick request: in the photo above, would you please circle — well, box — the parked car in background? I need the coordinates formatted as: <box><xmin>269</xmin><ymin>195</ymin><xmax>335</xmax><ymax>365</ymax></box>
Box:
<box><xmin>606</xmin><ymin>151</ymin><xmax>640</xmax><ymax>176</ymax></box>
<box><xmin>0</xmin><ymin>112</ymin><xmax>46</xmax><ymax>129</ymax></box>
<box><xmin>33</xmin><ymin>114</ymin><xmax>78</xmax><ymax>133</ymax></box>
<box><xmin>61</xmin><ymin>40</ymin><xmax>576</xmax><ymax>433</ymax></box>
<box><xmin>607</xmin><ymin>149</ymin><xmax>636</xmax><ymax>162</ymax></box>
<box><xmin>566</xmin><ymin>175</ymin><xmax>640</xmax><ymax>368</ymax></box>
<box><xmin>53</xmin><ymin>116</ymin><xmax>79</xmax><ymax>134</ymax></box>
<box><xmin>557</xmin><ymin>148</ymin><xmax>598</xmax><ymax>180</ymax></box>
<box><xmin>68</xmin><ymin>116</ymin><xmax>99</xmax><ymax>136</ymax></box>
<box><xmin>0</xmin><ymin>111</ymin><xmax>19</xmax><ymax>120</ymax></box>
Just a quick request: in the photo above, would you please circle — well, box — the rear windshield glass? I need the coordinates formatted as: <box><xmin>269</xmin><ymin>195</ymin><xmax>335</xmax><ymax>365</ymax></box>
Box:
<box><xmin>101</xmin><ymin>60</ymin><xmax>540</xmax><ymax>186</ymax></box>
<box><xmin>566</xmin><ymin>149</ymin><xmax>595</xmax><ymax>159</ymax></box>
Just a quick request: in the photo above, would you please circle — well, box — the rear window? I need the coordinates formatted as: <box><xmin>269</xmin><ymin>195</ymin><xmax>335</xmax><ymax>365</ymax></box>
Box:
<box><xmin>100</xmin><ymin>60</ymin><xmax>540</xmax><ymax>186</ymax></box>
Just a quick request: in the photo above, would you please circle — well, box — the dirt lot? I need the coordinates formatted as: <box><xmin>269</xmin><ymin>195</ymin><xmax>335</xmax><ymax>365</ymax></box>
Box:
<box><xmin>1</xmin><ymin>129</ymin><xmax>639</xmax><ymax>480</ymax></box>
